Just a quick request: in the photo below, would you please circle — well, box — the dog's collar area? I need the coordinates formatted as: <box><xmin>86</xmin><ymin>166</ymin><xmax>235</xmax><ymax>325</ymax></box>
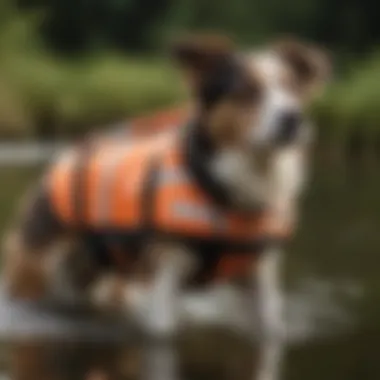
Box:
<box><xmin>182</xmin><ymin>121</ymin><xmax>232</xmax><ymax>209</ymax></box>
<box><xmin>182</xmin><ymin>122</ymin><xmax>268</xmax><ymax>217</ymax></box>
<box><xmin>182</xmin><ymin>121</ymin><xmax>251</xmax><ymax>213</ymax></box>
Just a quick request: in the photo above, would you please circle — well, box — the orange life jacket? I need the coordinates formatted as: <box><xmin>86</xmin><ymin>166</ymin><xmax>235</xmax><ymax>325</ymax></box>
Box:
<box><xmin>47</xmin><ymin>127</ymin><xmax>289</xmax><ymax>283</ymax></box>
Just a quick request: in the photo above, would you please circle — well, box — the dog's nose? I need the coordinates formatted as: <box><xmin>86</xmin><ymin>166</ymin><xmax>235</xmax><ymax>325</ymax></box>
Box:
<box><xmin>276</xmin><ymin>110</ymin><xmax>303</xmax><ymax>144</ymax></box>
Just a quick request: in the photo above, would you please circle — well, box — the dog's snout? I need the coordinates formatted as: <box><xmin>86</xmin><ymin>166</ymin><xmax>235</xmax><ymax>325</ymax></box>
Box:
<box><xmin>276</xmin><ymin>110</ymin><xmax>303</xmax><ymax>144</ymax></box>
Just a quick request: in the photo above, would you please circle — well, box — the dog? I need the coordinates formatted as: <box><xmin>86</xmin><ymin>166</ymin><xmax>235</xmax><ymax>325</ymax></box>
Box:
<box><xmin>2</xmin><ymin>34</ymin><xmax>330</xmax><ymax>380</ymax></box>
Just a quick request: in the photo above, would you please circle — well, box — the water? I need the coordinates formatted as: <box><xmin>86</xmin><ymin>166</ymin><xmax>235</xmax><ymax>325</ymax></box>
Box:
<box><xmin>0</xmin><ymin>276</ymin><xmax>362</xmax><ymax>380</ymax></box>
<box><xmin>0</xmin><ymin>154</ymin><xmax>380</xmax><ymax>379</ymax></box>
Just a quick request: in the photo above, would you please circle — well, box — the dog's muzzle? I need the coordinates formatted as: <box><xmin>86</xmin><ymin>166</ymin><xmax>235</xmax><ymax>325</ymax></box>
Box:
<box><xmin>274</xmin><ymin>110</ymin><xmax>304</xmax><ymax>145</ymax></box>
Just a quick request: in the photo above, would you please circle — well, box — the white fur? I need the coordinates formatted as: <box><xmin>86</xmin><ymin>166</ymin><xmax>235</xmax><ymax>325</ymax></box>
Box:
<box><xmin>140</xmin><ymin>148</ymin><xmax>309</xmax><ymax>380</ymax></box>
<box><xmin>37</xmin><ymin>50</ymin><xmax>311</xmax><ymax>380</ymax></box>
<box><xmin>209</xmin><ymin>148</ymin><xmax>270</xmax><ymax>207</ymax></box>
<box><xmin>253</xmin><ymin>88</ymin><xmax>299</xmax><ymax>145</ymax></box>
<box><xmin>249</xmin><ymin>53</ymin><xmax>301</xmax><ymax>147</ymax></box>
<box><xmin>140</xmin><ymin>52</ymin><xmax>312</xmax><ymax>380</ymax></box>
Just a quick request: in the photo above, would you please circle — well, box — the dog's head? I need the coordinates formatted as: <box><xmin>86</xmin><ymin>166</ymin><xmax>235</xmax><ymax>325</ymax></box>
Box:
<box><xmin>171</xmin><ymin>34</ymin><xmax>330</xmax><ymax>207</ymax></box>
<box><xmin>249</xmin><ymin>37</ymin><xmax>331</xmax><ymax>147</ymax></box>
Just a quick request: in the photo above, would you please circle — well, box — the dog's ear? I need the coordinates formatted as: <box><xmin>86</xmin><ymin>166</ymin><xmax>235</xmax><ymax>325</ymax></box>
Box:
<box><xmin>170</xmin><ymin>33</ymin><xmax>235</xmax><ymax>89</ymax></box>
<box><xmin>272</xmin><ymin>37</ymin><xmax>331</xmax><ymax>97</ymax></box>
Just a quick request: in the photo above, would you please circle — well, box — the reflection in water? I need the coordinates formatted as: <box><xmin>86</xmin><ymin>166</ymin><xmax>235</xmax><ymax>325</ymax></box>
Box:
<box><xmin>1</xmin><ymin>157</ymin><xmax>379</xmax><ymax>379</ymax></box>
<box><xmin>285</xmin><ymin>277</ymin><xmax>361</xmax><ymax>342</ymax></box>
<box><xmin>0</xmin><ymin>277</ymin><xmax>361</xmax><ymax>380</ymax></box>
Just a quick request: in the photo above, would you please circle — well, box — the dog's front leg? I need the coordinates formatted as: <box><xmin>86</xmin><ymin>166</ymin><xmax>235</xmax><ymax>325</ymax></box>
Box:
<box><xmin>251</xmin><ymin>247</ymin><xmax>286</xmax><ymax>380</ymax></box>
<box><xmin>141</xmin><ymin>244</ymin><xmax>193</xmax><ymax>380</ymax></box>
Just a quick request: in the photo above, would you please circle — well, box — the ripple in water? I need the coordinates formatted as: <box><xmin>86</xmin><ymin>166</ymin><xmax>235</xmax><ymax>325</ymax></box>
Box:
<box><xmin>0</xmin><ymin>277</ymin><xmax>361</xmax><ymax>344</ymax></box>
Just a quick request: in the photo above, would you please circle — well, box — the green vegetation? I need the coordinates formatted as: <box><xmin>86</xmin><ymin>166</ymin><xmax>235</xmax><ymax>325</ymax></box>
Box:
<box><xmin>0</xmin><ymin>51</ymin><xmax>185</xmax><ymax>139</ymax></box>
<box><xmin>313</xmin><ymin>54</ymin><xmax>380</xmax><ymax>143</ymax></box>
<box><xmin>1</xmin><ymin>39</ymin><xmax>379</xmax><ymax>142</ymax></box>
<box><xmin>0</xmin><ymin>1</ymin><xmax>185</xmax><ymax>139</ymax></box>
<box><xmin>0</xmin><ymin>0</ymin><xmax>378</xmax><ymax>141</ymax></box>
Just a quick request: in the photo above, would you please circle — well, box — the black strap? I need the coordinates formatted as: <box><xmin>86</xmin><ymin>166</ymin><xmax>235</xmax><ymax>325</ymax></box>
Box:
<box><xmin>71</xmin><ymin>139</ymin><xmax>93</xmax><ymax>229</ymax></box>
<box><xmin>140</xmin><ymin>155</ymin><xmax>161</xmax><ymax>231</ymax></box>
<box><xmin>182</xmin><ymin>122</ymin><xmax>233</xmax><ymax>208</ymax></box>
<box><xmin>182</xmin><ymin>122</ymin><xmax>267</xmax><ymax>216</ymax></box>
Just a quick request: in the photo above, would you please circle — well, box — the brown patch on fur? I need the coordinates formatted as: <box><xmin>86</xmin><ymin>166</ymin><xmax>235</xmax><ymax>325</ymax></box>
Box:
<box><xmin>206</xmin><ymin>99</ymin><xmax>252</xmax><ymax>147</ymax></box>
<box><xmin>170</xmin><ymin>33</ymin><xmax>234</xmax><ymax>73</ymax></box>
<box><xmin>1</xmin><ymin>182</ymin><xmax>65</xmax><ymax>299</ymax></box>
<box><xmin>170</xmin><ymin>33</ymin><xmax>265</xmax><ymax>149</ymax></box>
<box><xmin>10</xmin><ymin>343</ymin><xmax>55</xmax><ymax>380</ymax></box>
<box><xmin>205</xmin><ymin>68</ymin><xmax>263</xmax><ymax>148</ymax></box>
<box><xmin>170</xmin><ymin>33</ymin><xmax>237</xmax><ymax>109</ymax></box>
<box><xmin>2</xmin><ymin>231</ymin><xmax>50</xmax><ymax>299</ymax></box>
<box><xmin>272</xmin><ymin>37</ymin><xmax>331</xmax><ymax>93</ymax></box>
<box><xmin>2</xmin><ymin>182</ymin><xmax>100</xmax><ymax>301</ymax></box>
<box><xmin>2</xmin><ymin>182</ymin><xmax>65</xmax><ymax>300</ymax></box>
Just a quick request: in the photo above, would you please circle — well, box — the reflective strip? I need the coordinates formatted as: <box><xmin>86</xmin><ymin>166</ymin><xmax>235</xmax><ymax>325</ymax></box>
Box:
<box><xmin>171</xmin><ymin>201</ymin><xmax>227</xmax><ymax>229</ymax></box>
<box><xmin>163</xmin><ymin>167</ymin><xmax>228</xmax><ymax>231</ymax></box>
<box><xmin>53</xmin><ymin>147</ymin><xmax>77</xmax><ymax>168</ymax></box>
<box><xmin>158</xmin><ymin>168</ymin><xmax>189</xmax><ymax>185</ymax></box>
<box><xmin>172</xmin><ymin>202</ymin><xmax>213</xmax><ymax>222</ymax></box>
<box><xmin>94</xmin><ymin>150</ymin><xmax>127</xmax><ymax>224</ymax></box>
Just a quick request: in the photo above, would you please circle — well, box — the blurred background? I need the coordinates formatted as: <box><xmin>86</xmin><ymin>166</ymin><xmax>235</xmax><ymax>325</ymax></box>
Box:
<box><xmin>0</xmin><ymin>0</ymin><xmax>380</xmax><ymax>379</ymax></box>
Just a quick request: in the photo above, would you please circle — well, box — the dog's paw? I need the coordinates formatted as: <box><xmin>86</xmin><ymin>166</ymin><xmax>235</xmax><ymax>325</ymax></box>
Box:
<box><xmin>123</xmin><ymin>286</ymin><xmax>179</xmax><ymax>340</ymax></box>
<box><xmin>136</xmin><ymin>303</ymin><xmax>180</xmax><ymax>340</ymax></box>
